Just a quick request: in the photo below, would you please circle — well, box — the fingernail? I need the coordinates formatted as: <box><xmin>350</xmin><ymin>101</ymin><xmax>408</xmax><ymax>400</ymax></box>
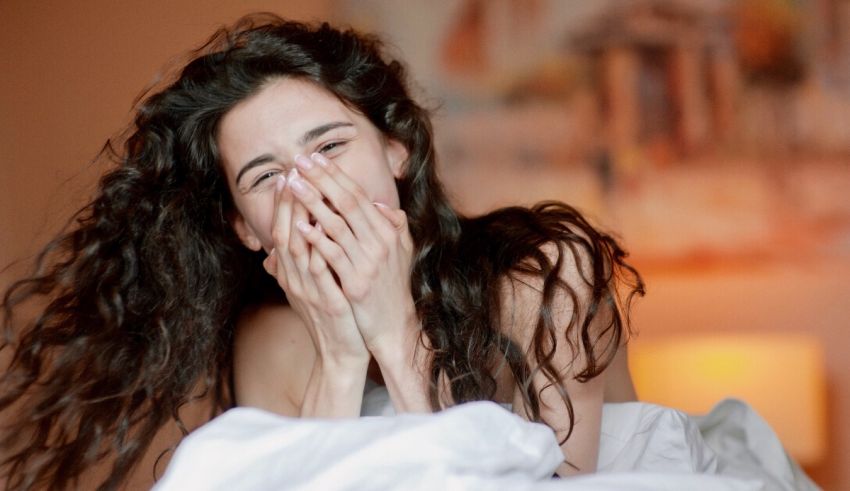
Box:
<box><xmin>315</xmin><ymin>223</ymin><xmax>323</xmax><ymax>234</ymax></box>
<box><xmin>296</xmin><ymin>220</ymin><xmax>311</xmax><ymax>233</ymax></box>
<box><xmin>287</xmin><ymin>168</ymin><xmax>306</xmax><ymax>194</ymax></box>
<box><xmin>269</xmin><ymin>247</ymin><xmax>276</xmax><ymax>256</ymax></box>
<box><xmin>289</xmin><ymin>176</ymin><xmax>307</xmax><ymax>195</ymax></box>
<box><xmin>294</xmin><ymin>154</ymin><xmax>313</xmax><ymax>171</ymax></box>
<box><xmin>276</xmin><ymin>175</ymin><xmax>286</xmax><ymax>192</ymax></box>
<box><xmin>311</xmin><ymin>152</ymin><xmax>330</xmax><ymax>167</ymax></box>
<box><xmin>373</xmin><ymin>202</ymin><xmax>390</xmax><ymax>209</ymax></box>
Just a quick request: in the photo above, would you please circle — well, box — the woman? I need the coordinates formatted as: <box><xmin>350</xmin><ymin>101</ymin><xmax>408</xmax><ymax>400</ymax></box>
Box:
<box><xmin>0</xmin><ymin>13</ymin><xmax>643</xmax><ymax>489</ymax></box>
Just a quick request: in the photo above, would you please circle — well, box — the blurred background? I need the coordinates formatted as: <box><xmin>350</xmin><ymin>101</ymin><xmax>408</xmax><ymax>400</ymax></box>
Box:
<box><xmin>1</xmin><ymin>0</ymin><xmax>848</xmax><ymax>489</ymax></box>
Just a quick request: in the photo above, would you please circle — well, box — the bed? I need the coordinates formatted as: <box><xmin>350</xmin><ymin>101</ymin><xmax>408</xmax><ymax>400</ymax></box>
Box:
<box><xmin>153</xmin><ymin>384</ymin><xmax>819</xmax><ymax>490</ymax></box>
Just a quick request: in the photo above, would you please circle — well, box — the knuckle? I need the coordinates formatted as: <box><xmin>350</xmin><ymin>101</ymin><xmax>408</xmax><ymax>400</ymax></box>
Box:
<box><xmin>376</xmin><ymin>229</ymin><xmax>395</xmax><ymax>245</ymax></box>
<box><xmin>288</xmin><ymin>242</ymin><xmax>303</xmax><ymax>257</ymax></box>
<box><xmin>328</xmin><ymin>301</ymin><xmax>349</xmax><ymax>316</ymax></box>
<box><xmin>345</xmin><ymin>282</ymin><xmax>367</xmax><ymax>301</ymax></box>
<box><xmin>327</xmin><ymin>216</ymin><xmax>348</xmax><ymax>237</ymax></box>
<box><xmin>351</xmin><ymin>188</ymin><xmax>368</xmax><ymax>204</ymax></box>
<box><xmin>305</xmin><ymin>227</ymin><xmax>320</xmax><ymax>242</ymax></box>
<box><xmin>308</xmin><ymin>261</ymin><xmax>324</xmax><ymax>275</ymax></box>
<box><xmin>337</xmin><ymin>193</ymin><xmax>359</xmax><ymax>214</ymax></box>
<box><xmin>286</xmin><ymin>284</ymin><xmax>302</xmax><ymax>298</ymax></box>
<box><xmin>328</xmin><ymin>245</ymin><xmax>345</xmax><ymax>262</ymax></box>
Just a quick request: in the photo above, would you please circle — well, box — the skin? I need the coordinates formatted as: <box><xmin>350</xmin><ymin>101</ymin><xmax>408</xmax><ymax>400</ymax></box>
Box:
<box><xmin>220</xmin><ymin>77</ymin><xmax>429</xmax><ymax>418</ymax></box>
<box><xmin>217</xmin><ymin>76</ymin><xmax>637</xmax><ymax>476</ymax></box>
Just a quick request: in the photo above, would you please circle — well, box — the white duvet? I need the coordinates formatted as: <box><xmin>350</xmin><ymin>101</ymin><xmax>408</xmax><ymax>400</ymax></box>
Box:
<box><xmin>154</xmin><ymin>387</ymin><xmax>820</xmax><ymax>490</ymax></box>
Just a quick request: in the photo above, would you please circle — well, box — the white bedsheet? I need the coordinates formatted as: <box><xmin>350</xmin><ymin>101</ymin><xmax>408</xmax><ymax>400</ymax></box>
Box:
<box><xmin>154</xmin><ymin>392</ymin><xmax>820</xmax><ymax>491</ymax></box>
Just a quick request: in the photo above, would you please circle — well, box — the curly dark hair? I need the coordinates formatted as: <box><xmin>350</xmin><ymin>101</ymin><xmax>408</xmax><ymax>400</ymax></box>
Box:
<box><xmin>0</xmin><ymin>13</ymin><xmax>644</xmax><ymax>490</ymax></box>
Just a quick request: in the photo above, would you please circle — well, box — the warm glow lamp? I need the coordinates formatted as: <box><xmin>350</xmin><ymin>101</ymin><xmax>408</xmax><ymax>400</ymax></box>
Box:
<box><xmin>630</xmin><ymin>333</ymin><xmax>827</xmax><ymax>465</ymax></box>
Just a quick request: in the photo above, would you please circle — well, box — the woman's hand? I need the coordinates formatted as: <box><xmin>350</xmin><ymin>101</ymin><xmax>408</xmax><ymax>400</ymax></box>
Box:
<box><xmin>288</xmin><ymin>153</ymin><xmax>420</xmax><ymax>356</ymax></box>
<box><xmin>263</xmin><ymin>170</ymin><xmax>369</xmax><ymax>366</ymax></box>
<box><xmin>290</xmin><ymin>153</ymin><xmax>431</xmax><ymax>412</ymax></box>
<box><xmin>286</xmin><ymin>152</ymin><xmax>432</xmax><ymax>413</ymax></box>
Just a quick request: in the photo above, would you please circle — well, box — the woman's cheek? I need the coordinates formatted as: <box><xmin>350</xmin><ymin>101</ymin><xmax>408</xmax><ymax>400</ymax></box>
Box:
<box><xmin>351</xmin><ymin>166</ymin><xmax>400</xmax><ymax>207</ymax></box>
<box><xmin>376</xmin><ymin>176</ymin><xmax>402</xmax><ymax>208</ymax></box>
<box><xmin>259</xmin><ymin>232</ymin><xmax>274</xmax><ymax>253</ymax></box>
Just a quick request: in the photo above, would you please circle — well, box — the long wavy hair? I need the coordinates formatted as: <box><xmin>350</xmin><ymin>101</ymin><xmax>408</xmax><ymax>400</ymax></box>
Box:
<box><xmin>0</xmin><ymin>13</ymin><xmax>644</xmax><ymax>490</ymax></box>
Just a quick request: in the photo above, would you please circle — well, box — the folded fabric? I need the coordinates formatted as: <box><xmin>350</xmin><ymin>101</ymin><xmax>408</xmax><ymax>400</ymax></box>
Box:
<box><xmin>154</xmin><ymin>402</ymin><xmax>563</xmax><ymax>490</ymax></box>
<box><xmin>154</xmin><ymin>395</ymin><xmax>819</xmax><ymax>491</ymax></box>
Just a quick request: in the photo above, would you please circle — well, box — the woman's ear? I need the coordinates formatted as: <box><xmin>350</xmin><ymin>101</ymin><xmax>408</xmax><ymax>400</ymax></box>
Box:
<box><xmin>231</xmin><ymin>213</ymin><xmax>263</xmax><ymax>251</ymax></box>
<box><xmin>385</xmin><ymin>138</ymin><xmax>410</xmax><ymax>179</ymax></box>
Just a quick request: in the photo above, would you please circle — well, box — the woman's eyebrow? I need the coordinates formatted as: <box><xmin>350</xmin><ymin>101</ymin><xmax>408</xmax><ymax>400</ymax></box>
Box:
<box><xmin>235</xmin><ymin>121</ymin><xmax>354</xmax><ymax>186</ymax></box>
<box><xmin>235</xmin><ymin>154</ymin><xmax>276</xmax><ymax>186</ymax></box>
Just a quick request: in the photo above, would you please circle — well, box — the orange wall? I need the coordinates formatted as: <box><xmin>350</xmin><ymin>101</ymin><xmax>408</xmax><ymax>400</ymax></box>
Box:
<box><xmin>0</xmin><ymin>1</ymin><xmax>335</xmax><ymax>488</ymax></box>
<box><xmin>0</xmin><ymin>0</ymin><xmax>334</xmax><ymax>281</ymax></box>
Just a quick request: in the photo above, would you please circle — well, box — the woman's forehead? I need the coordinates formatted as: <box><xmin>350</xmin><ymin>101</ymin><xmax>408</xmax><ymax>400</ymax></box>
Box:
<box><xmin>224</xmin><ymin>79</ymin><xmax>355</xmax><ymax>134</ymax></box>
<box><xmin>218</xmin><ymin>78</ymin><xmax>364</xmax><ymax>160</ymax></box>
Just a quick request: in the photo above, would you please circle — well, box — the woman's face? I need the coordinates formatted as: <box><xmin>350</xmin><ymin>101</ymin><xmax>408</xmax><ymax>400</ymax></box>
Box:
<box><xmin>217</xmin><ymin>77</ymin><xmax>409</xmax><ymax>252</ymax></box>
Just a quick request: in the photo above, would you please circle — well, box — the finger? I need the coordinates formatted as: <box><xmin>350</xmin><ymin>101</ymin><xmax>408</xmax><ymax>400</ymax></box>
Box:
<box><xmin>272</xmin><ymin>174</ymin><xmax>290</xmax><ymax>254</ymax></box>
<box><xmin>306</xmin><ymin>237</ymin><xmax>349</xmax><ymax>308</ymax></box>
<box><xmin>295</xmin><ymin>153</ymin><xmax>383</xmax><ymax>243</ymax></box>
<box><xmin>373</xmin><ymin>202</ymin><xmax>405</xmax><ymax>228</ymax></box>
<box><xmin>373</xmin><ymin>202</ymin><xmax>413</xmax><ymax>249</ymax></box>
<box><xmin>272</xmin><ymin>175</ymin><xmax>302</xmax><ymax>293</ymax></box>
<box><xmin>301</xmin><ymin>222</ymin><xmax>355</xmax><ymax>319</ymax></box>
<box><xmin>296</xmin><ymin>220</ymin><xmax>359</xmax><ymax>287</ymax></box>
<box><xmin>288</xmin><ymin>169</ymin><xmax>312</xmax><ymax>274</ymax></box>
<box><xmin>263</xmin><ymin>248</ymin><xmax>278</xmax><ymax>276</ymax></box>
<box><xmin>288</xmin><ymin>168</ymin><xmax>369</xmax><ymax>266</ymax></box>
<box><xmin>309</xmin><ymin>152</ymin><xmax>398</xmax><ymax>237</ymax></box>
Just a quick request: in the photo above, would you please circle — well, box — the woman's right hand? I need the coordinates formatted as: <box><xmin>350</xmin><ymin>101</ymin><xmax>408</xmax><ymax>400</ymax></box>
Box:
<box><xmin>263</xmin><ymin>170</ymin><xmax>369</xmax><ymax>366</ymax></box>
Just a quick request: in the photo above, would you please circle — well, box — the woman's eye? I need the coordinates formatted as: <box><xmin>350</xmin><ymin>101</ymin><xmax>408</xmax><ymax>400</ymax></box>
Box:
<box><xmin>250</xmin><ymin>170</ymin><xmax>280</xmax><ymax>189</ymax></box>
<box><xmin>318</xmin><ymin>141</ymin><xmax>346</xmax><ymax>154</ymax></box>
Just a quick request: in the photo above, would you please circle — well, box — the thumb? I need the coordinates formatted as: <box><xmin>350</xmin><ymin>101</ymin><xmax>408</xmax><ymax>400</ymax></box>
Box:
<box><xmin>263</xmin><ymin>248</ymin><xmax>278</xmax><ymax>276</ymax></box>
<box><xmin>373</xmin><ymin>202</ymin><xmax>406</xmax><ymax>229</ymax></box>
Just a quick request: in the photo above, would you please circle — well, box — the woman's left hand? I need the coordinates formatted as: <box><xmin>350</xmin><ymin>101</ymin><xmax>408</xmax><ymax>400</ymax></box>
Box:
<box><xmin>287</xmin><ymin>152</ymin><xmax>419</xmax><ymax>356</ymax></box>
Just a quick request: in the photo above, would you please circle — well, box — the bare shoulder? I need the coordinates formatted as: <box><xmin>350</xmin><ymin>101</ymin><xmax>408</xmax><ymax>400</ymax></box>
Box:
<box><xmin>232</xmin><ymin>303</ymin><xmax>316</xmax><ymax>416</ymax></box>
<box><xmin>497</xmin><ymin>233</ymin><xmax>635</xmax><ymax>399</ymax></box>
